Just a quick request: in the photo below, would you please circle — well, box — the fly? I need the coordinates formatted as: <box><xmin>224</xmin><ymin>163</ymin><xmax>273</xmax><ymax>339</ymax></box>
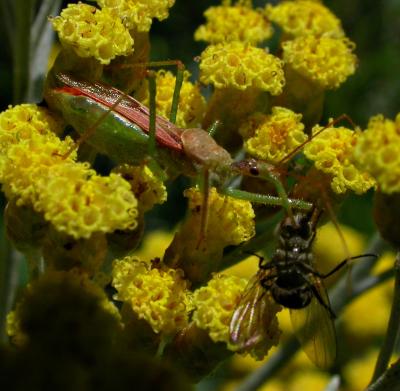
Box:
<box><xmin>230</xmin><ymin>207</ymin><xmax>374</xmax><ymax>368</ymax></box>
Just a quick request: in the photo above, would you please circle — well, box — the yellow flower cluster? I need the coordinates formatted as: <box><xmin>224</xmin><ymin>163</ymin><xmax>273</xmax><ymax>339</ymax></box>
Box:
<box><xmin>136</xmin><ymin>70</ymin><xmax>206</xmax><ymax>128</ymax></box>
<box><xmin>240</xmin><ymin>106</ymin><xmax>307</xmax><ymax>163</ymax></box>
<box><xmin>113</xmin><ymin>164</ymin><xmax>167</xmax><ymax>212</ymax></box>
<box><xmin>0</xmin><ymin>105</ymin><xmax>138</xmax><ymax>239</ymax></box>
<box><xmin>192</xmin><ymin>274</ymin><xmax>247</xmax><ymax>345</ymax></box>
<box><xmin>185</xmin><ymin>187</ymin><xmax>255</xmax><ymax>247</ymax></box>
<box><xmin>96</xmin><ymin>0</ymin><xmax>175</xmax><ymax>32</ymax></box>
<box><xmin>353</xmin><ymin>114</ymin><xmax>400</xmax><ymax>193</ymax></box>
<box><xmin>303</xmin><ymin>125</ymin><xmax>375</xmax><ymax>194</ymax></box>
<box><xmin>51</xmin><ymin>3</ymin><xmax>133</xmax><ymax>65</ymax></box>
<box><xmin>0</xmin><ymin>104</ymin><xmax>64</xmax><ymax>175</ymax></box>
<box><xmin>265</xmin><ymin>0</ymin><xmax>344</xmax><ymax>38</ymax></box>
<box><xmin>199</xmin><ymin>42</ymin><xmax>285</xmax><ymax>95</ymax></box>
<box><xmin>195</xmin><ymin>1</ymin><xmax>273</xmax><ymax>45</ymax></box>
<box><xmin>282</xmin><ymin>36</ymin><xmax>357</xmax><ymax>89</ymax></box>
<box><xmin>112</xmin><ymin>256</ymin><xmax>191</xmax><ymax>335</ymax></box>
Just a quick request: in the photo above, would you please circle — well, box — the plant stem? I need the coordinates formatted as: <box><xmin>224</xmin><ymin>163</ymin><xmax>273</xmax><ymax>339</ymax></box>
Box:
<box><xmin>367</xmin><ymin>359</ymin><xmax>400</xmax><ymax>391</ymax></box>
<box><xmin>370</xmin><ymin>252</ymin><xmax>400</xmax><ymax>383</ymax></box>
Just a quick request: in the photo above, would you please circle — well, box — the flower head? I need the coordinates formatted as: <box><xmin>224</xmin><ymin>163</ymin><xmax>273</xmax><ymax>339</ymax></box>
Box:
<box><xmin>192</xmin><ymin>274</ymin><xmax>247</xmax><ymax>344</ymax></box>
<box><xmin>112</xmin><ymin>256</ymin><xmax>191</xmax><ymax>335</ymax></box>
<box><xmin>200</xmin><ymin>42</ymin><xmax>285</xmax><ymax>94</ymax></box>
<box><xmin>353</xmin><ymin>113</ymin><xmax>400</xmax><ymax>193</ymax></box>
<box><xmin>195</xmin><ymin>1</ymin><xmax>273</xmax><ymax>45</ymax></box>
<box><xmin>265</xmin><ymin>0</ymin><xmax>344</xmax><ymax>38</ymax></box>
<box><xmin>51</xmin><ymin>3</ymin><xmax>133</xmax><ymax>65</ymax></box>
<box><xmin>240</xmin><ymin>107</ymin><xmax>307</xmax><ymax>163</ymax></box>
<box><xmin>282</xmin><ymin>36</ymin><xmax>357</xmax><ymax>89</ymax></box>
<box><xmin>96</xmin><ymin>0</ymin><xmax>175</xmax><ymax>32</ymax></box>
<box><xmin>135</xmin><ymin>70</ymin><xmax>206</xmax><ymax>128</ymax></box>
<box><xmin>7</xmin><ymin>271</ymin><xmax>121</xmax><ymax>350</ymax></box>
<box><xmin>303</xmin><ymin>124</ymin><xmax>375</xmax><ymax>194</ymax></box>
<box><xmin>113</xmin><ymin>164</ymin><xmax>167</xmax><ymax>212</ymax></box>
<box><xmin>0</xmin><ymin>105</ymin><xmax>138</xmax><ymax>239</ymax></box>
<box><xmin>185</xmin><ymin>187</ymin><xmax>255</xmax><ymax>249</ymax></box>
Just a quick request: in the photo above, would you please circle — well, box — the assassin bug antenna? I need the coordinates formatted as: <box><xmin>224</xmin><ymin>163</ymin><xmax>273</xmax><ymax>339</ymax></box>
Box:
<box><xmin>278</xmin><ymin>113</ymin><xmax>358</xmax><ymax>165</ymax></box>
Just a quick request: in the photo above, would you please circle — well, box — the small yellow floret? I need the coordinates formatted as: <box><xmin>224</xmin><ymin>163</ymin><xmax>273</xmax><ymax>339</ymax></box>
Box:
<box><xmin>304</xmin><ymin>125</ymin><xmax>375</xmax><ymax>194</ymax></box>
<box><xmin>192</xmin><ymin>274</ymin><xmax>247</xmax><ymax>344</ymax></box>
<box><xmin>185</xmin><ymin>187</ymin><xmax>255</xmax><ymax>247</ymax></box>
<box><xmin>97</xmin><ymin>0</ymin><xmax>175</xmax><ymax>31</ymax></box>
<box><xmin>136</xmin><ymin>70</ymin><xmax>206</xmax><ymax>128</ymax></box>
<box><xmin>0</xmin><ymin>104</ymin><xmax>64</xmax><ymax>178</ymax></box>
<box><xmin>113</xmin><ymin>164</ymin><xmax>167</xmax><ymax>212</ymax></box>
<box><xmin>282</xmin><ymin>36</ymin><xmax>357</xmax><ymax>89</ymax></box>
<box><xmin>51</xmin><ymin>3</ymin><xmax>133</xmax><ymax>65</ymax></box>
<box><xmin>112</xmin><ymin>256</ymin><xmax>191</xmax><ymax>334</ymax></box>
<box><xmin>265</xmin><ymin>0</ymin><xmax>344</xmax><ymax>38</ymax></box>
<box><xmin>353</xmin><ymin>114</ymin><xmax>400</xmax><ymax>193</ymax></box>
<box><xmin>195</xmin><ymin>2</ymin><xmax>273</xmax><ymax>45</ymax></box>
<box><xmin>200</xmin><ymin>42</ymin><xmax>285</xmax><ymax>95</ymax></box>
<box><xmin>240</xmin><ymin>107</ymin><xmax>307</xmax><ymax>163</ymax></box>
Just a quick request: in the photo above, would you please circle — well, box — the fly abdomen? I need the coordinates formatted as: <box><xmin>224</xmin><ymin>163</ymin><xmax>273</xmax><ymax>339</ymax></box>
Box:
<box><xmin>271</xmin><ymin>282</ymin><xmax>312</xmax><ymax>309</ymax></box>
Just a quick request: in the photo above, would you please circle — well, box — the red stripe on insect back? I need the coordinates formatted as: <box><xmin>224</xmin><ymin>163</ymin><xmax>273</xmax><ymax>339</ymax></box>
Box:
<box><xmin>56</xmin><ymin>86</ymin><xmax>83</xmax><ymax>96</ymax></box>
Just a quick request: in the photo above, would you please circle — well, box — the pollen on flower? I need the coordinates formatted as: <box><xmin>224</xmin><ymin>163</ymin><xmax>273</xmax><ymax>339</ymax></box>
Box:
<box><xmin>353</xmin><ymin>114</ymin><xmax>400</xmax><ymax>194</ymax></box>
<box><xmin>112</xmin><ymin>256</ymin><xmax>191</xmax><ymax>335</ymax></box>
<box><xmin>282</xmin><ymin>36</ymin><xmax>357</xmax><ymax>89</ymax></box>
<box><xmin>303</xmin><ymin>125</ymin><xmax>375</xmax><ymax>194</ymax></box>
<box><xmin>265</xmin><ymin>0</ymin><xmax>344</xmax><ymax>39</ymax></box>
<box><xmin>185</xmin><ymin>187</ymin><xmax>255</xmax><ymax>247</ymax></box>
<box><xmin>0</xmin><ymin>104</ymin><xmax>64</xmax><ymax>151</ymax></box>
<box><xmin>113</xmin><ymin>164</ymin><xmax>167</xmax><ymax>212</ymax></box>
<box><xmin>1</xmin><ymin>130</ymin><xmax>138</xmax><ymax>239</ymax></box>
<box><xmin>240</xmin><ymin>106</ymin><xmax>307</xmax><ymax>163</ymax></box>
<box><xmin>199</xmin><ymin>42</ymin><xmax>285</xmax><ymax>95</ymax></box>
<box><xmin>96</xmin><ymin>0</ymin><xmax>175</xmax><ymax>32</ymax></box>
<box><xmin>135</xmin><ymin>70</ymin><xmax>206</xmax><ymax>128</ymax></box>
<box><xmin>194</xmin><ymin>1</ymin><xmax>273</xmax><ymax>45</ymax></box>
<box><xmin>192</xmin><ymin>274</ymin><xmax>247</xmax><ymax>345</ymax></box>
<box><xmin>51</xmin><ymin>3</ymin><xmax>133</xmax><ymax>65</ymax></box>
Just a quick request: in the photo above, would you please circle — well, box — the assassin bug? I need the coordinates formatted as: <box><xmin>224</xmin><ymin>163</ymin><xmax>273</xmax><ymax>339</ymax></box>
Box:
<box><xmin>230</xmin><ymin>207</ymin><xmax>376</xmax><ymax>368</ymax></box>
<box><xmin>44</xmin><ymin>72</ymin><xmax>312</xmax><ymax>217</ymax></box>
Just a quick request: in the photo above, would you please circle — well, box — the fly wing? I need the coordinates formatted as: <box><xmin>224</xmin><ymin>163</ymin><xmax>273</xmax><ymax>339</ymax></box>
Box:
<box><xmin>289</xmin><ymin>280</ymin><xmax>336</xmax><ymax>369</ymax></box>
<box><xmin>230</xmin><ymin>270</ymin><xmax>281</xmax><ymax>354</ymax></box>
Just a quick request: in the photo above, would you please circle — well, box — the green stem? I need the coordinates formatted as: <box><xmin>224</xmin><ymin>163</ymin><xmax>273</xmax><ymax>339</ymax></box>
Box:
<box><xmin>367</xmin><ymin>359</ymin><xmax>400</xmax><ymax>391</ymax></box>
<box><xmin>370</xmin><ymin>252</ymin><xmax>400</xmax><ymax>383</ymax></box>
<box><xmin>235</xmin><ymin>234</ymin><xmax>387</xmax><ymax>391</ymax></box>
